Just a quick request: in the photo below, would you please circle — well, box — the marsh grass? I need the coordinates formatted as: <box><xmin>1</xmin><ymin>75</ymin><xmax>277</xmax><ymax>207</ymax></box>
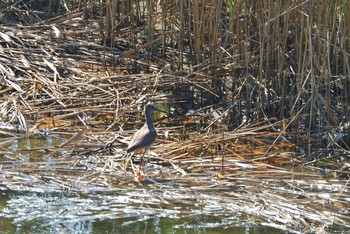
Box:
<box><xmin>0</xmin><ymin>0</ymin><xmax>350</xmax><ymax>232</ymax></box>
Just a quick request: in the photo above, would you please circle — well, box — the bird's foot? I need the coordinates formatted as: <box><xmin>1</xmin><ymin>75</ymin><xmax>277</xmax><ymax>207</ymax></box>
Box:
<box><xmin>136</xmin><ymin>171</ymin><xmax>146</xmax><ymax>183</ymax></box>
<box><xmin>140</xmin><ymin>158</ymin><xmax>145</xmax><ymax>174</ymax></box>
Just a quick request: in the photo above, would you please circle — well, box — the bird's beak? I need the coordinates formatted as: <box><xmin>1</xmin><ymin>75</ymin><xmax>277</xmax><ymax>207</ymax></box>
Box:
<box><xmin>154</xmin><ymin>107</ymin><xmax>167</xmax><ymax>115</ymax></box>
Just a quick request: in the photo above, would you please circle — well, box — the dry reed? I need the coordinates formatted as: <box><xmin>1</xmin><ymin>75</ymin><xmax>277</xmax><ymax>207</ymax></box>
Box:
<box><xmin>0</xmin><ymin>1</ymin><xmax>350</xmax><ymax>232</ymax></box>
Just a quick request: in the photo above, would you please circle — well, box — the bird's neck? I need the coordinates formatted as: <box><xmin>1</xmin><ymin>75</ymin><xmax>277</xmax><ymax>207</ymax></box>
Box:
<box><xmin>145</xmin><ymin>112</ymin><xmax>154</xmax><ymax>128</ymax></box>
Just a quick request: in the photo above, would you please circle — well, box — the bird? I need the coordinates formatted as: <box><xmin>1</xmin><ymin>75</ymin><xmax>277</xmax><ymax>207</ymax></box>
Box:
<box><xmin>126</xmin><ymin>103</ymin><xmax>166</xmax><ymax>175</ymax></box>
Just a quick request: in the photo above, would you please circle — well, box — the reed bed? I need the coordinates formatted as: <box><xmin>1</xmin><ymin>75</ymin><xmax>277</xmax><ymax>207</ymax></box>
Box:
<box><xmin>0</xmin><ymin>1</ymin><xmax>350</xmax><ymax>233</ymax></box>
<box><xmin>1</xmin><ymin>0</ymin><xmax>350</xmax><ymax>146</ymax></box>
<box><xmin>1</xmin><ymin>132</ymin><xmax>349</xmax><ymax>233</ymax></box>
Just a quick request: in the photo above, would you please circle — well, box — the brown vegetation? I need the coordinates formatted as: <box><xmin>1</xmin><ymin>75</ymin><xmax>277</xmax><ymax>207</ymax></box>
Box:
<box><xmin>0</xmin><ymin>0</ymin><xmax>350</xmax><ymax>232</ymax></box>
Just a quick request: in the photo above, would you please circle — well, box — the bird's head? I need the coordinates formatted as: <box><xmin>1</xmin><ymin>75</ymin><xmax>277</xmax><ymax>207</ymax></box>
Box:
<box><xmin>144</xmin><ymin>103</ymin><xmax>166</xmax><ymax>114</ymax></box>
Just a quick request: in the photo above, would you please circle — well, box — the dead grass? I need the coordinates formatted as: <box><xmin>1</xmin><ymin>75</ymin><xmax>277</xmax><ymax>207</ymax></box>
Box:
<box><xmin>0</xmin><ymin>3</ymin><xmax>350</xmax><ymax>233</ymax></box>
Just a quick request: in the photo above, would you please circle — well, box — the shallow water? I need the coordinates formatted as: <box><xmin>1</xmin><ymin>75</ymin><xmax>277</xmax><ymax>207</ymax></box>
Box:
<box><xmin>0</xmin><ymin>134</ymin><xmax>349</xmax><ymax>233</ymax></box>
<box><xmin>0</xmin><ymin>190</ymin><xmax>286</xmax><ymax>234</ymax></box>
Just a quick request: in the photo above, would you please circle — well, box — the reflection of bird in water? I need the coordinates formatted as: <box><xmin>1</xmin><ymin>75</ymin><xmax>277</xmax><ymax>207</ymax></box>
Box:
<box><xmin>127</xmin><ymin>103</ymin><xmax>166</xmax><ymax>176</ymax></box>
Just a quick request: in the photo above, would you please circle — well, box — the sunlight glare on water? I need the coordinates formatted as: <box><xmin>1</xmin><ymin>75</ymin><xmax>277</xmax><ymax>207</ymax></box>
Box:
<box><xmin>0</xmin><ymin>191</ymin><xmax>288</xmax><ymax>234</ymax></box>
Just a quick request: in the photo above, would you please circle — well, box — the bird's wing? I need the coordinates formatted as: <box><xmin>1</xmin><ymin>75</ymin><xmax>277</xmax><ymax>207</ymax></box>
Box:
<box><xmin>127</xmin><ymin>125</ymin><xmax>157</xmax><ymax>152</ymax></box>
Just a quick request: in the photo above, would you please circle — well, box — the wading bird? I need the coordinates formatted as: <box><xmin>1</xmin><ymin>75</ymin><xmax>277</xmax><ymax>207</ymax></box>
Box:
<box><xmin>127</xmin><ymin>103</ymin><xmax>166</xmax><ymax>175</ymax></box>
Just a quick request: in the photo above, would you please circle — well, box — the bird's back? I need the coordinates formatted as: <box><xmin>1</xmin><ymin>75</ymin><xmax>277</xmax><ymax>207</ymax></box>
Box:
<box><xmin>127</xmin><ymin>124</ymin><xmax>157</xmax><ymax>153</ymax></box>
